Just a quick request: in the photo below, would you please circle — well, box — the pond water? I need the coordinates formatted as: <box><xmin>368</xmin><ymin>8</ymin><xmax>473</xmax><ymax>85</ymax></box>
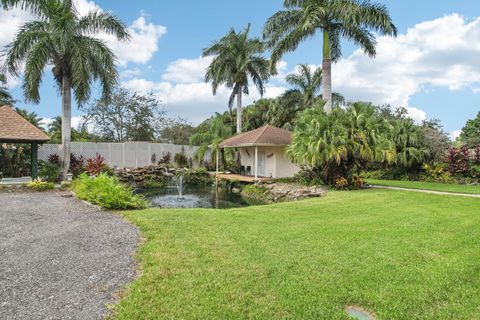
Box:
<box><xmin>137</xmin><ymin>185</ymin><xmax>256</xmax><ymax>209</ymax></box>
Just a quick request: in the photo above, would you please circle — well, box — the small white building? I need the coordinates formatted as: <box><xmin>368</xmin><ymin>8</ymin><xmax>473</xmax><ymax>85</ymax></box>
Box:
<box><xmin>217</xmin><ymin>125</ymin><xmax>300</xmax><ymax>180</ymax></box>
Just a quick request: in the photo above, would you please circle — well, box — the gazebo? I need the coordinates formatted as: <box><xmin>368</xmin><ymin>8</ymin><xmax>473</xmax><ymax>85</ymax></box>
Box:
<box><xmin>0</xmin><ymin>105</ymin><xmax>50</xmax><ymax>180</ymax></box>
<box><xmin>217</xmin><ymin>125</ymin><xmax>300</xmax><ymax>182</ymax></box>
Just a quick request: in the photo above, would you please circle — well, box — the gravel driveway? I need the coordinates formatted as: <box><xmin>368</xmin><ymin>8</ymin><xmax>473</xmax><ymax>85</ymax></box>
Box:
<box><xmin>0</xmin><ymin>191</ymin><xmax>139</xmax><ymax>320</ymax></box>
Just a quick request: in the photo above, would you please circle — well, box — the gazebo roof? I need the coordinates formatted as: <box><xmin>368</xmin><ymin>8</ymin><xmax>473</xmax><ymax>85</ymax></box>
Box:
<box><xmin>0</xmin><ymin>105</ymin><xmax>49</xmax><ymax>143</ymax></box>
<box><xmin>219</xmin><ymin>125</ymin><xmax>292</xmax><ymax>148</ymax></box>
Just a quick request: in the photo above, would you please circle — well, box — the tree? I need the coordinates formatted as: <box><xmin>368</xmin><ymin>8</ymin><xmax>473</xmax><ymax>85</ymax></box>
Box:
<box><xmin>264</xmin><ymin>0</ymin><xmax>396</xmax><ymax>113</ymax></box>
<box><xmin>459</xmin><ymin>111</ymin><xmax>480</xmax><ymax>147</ymax></box>
<box><xmin>47</xmin><ymin>116</ymin><xmax>101</xmax><ymax>144</ymax></box>
<box><xmin>0</xmin><ymin>74</ymin><xmax>14</xmax><ymax>105</ymax></box>
<box><xmin>286</xmin><ymin>64</ymin><xmax>322</xmax><ymax>107</ymax></box>
<box><xmin>203</xmin><ymin>24</ymin><xmax>270</xmax><ymax>133</ymax></box>
<box><xmin>15</xmin><ymin>107</ymin><xmax>43</xmax><ymax>129</ymax></box>
<box><xmin>159</xmin><ymin>117</ymin><xmax>195</xmax><ymax>145</ymax></box>
<box><xmin>287</xmin><ymin>102</ymin><xmax>395</xmax><ymax>185</ymax></box>
<box><xmin>190</xmin><ymin>113</ymin><xmax>233</xmax><ymax>169</ymax></box>
<box><xmin>2</xmin><ymin>0</ymin><xmax>130</xmax><ymax>179</ymax></box>
<box><xmin>82</xmin><ymin>88</ymin><xmax>166</xmax><ymax>142</ymax></box>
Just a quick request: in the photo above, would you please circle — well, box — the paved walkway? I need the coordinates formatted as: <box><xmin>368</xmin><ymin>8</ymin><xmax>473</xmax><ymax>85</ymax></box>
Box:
<box><xmin>370</xmin><ymin>185</ymin><xmax>480</xmax><ymax>198</ymax></box>
<box><xmin>0</xmin><ymin>192</ymin><xmax>139</xmax><ymax>320</ymax></box>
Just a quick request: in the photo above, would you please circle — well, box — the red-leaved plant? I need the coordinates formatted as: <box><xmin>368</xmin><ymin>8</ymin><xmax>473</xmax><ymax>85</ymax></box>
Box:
<box><xmin>474</xmin><ymin>145</ymin><xmax>480</xmax><ymax>165</ymax></box>
<box><xmin>445</xmin><ymin>145</ymin><xmax>470</xmax><ymax>175</ymax></box>
<box><xmin>85</xmin><ymin>154</ymin><xmax>106</xmax><ymax>176</ymax></box>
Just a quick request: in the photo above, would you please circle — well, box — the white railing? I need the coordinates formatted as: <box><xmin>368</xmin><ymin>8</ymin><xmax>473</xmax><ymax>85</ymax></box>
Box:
<box><xmin>39</xmin><ymin>142</ymin><xmax>201</xmax><ymax>169</ymax></box>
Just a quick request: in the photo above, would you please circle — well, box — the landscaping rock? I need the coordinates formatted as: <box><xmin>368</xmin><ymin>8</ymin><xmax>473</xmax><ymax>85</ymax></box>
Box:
<box><xmin>256</xmin><ymin>182</ymin><xmax>327</xmax><ymax>202</ymax></box>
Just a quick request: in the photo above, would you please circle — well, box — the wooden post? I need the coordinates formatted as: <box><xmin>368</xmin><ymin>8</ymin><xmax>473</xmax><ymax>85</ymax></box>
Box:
<box><xmin>31</xmin><ymin>143</ymin><xmax>38</xmax><ymax>180</ymax></box>
<box><xmin>254</xmin><ymin>146</ymin><xmax>258</xmax><ymax>180</ymax></box>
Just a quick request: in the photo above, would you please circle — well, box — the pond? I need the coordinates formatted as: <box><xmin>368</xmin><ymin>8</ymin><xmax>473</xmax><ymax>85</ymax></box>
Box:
<box><xmin>137</xmin><ymin>185</ymin><xmax>258</xmax><ymax>209</ymax></box>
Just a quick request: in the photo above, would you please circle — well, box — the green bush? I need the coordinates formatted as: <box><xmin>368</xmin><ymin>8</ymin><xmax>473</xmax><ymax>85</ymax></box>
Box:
<box><xmin>27</xmin><ymin>180</ymin><xmax>55</xmax><ymax>191</ymax></box>
<box><xmin>182</xmin><ymin>168</ymin><xmax>213</xmax><ymax>186</ymax></box>
<box><xmin>174</xmin><ymin>150</ymin><xmax>188</xmax><ymax>168</ymax></box>
<box><xmin>142</xmin><ymin>177</ymin><xmax>167</xmax><ymax>189</ymax></box>
<box><xmin>39</xmin><ymin>161</ymin><xmax>60</xmax><ymax>182</ymax></box>
<box><xmin>72</xmin><ymin>173</ymin><xmax>148</xmax><ymax>210</ymax></box>
<box><xmin>241</xmin><ymin>184</ymin><xmax>270</xmax><ymax>204</ymax></box>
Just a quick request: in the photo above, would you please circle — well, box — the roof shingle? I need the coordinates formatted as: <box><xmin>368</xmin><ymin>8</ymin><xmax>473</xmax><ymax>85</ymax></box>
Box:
<box><xmin>219</xmin><ymin>125</ymin><xmax>292</xmax><ymax>148</ymax></box>
<box><xmin>0</xmin><ymin>105</ymin><xmax>50</xmax><ymax>142</ymax></box>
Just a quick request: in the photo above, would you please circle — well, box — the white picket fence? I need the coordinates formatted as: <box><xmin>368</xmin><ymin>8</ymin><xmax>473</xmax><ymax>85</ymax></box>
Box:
<box><xmin>39</xmin><ymin>142</ymin><xmax>201</xmax><ymax>169</ymax></box>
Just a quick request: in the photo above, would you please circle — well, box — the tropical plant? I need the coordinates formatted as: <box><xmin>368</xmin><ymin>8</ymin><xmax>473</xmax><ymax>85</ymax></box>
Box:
<box><xmin>263</xmin><ymin>0</ymin><xmax>397</xmax><ymax>113</ymax></box>
<box><xmin>287</xmin><ymin>102</ymin><xmax>395</xmax><ymax>185</ymax></box>
<box><xmin>72</xmin><ymin>173</ymin><xmax>147</xmax><ymax>210</ymax></box>
<box><xmin>190</xmin><ymin>113</ymin><xmax>233</xmax><ymax>169</ymax></box>
<box><xmin>389</xmin><ymin>118</ymin><xmax>429</xmax><ymax>170</ymax></box>
<box><xmin>445</xmin><ymin>145</ymin><xmax>470</xmax><ymax>176</ymax></box>
<box><xmin>203</xmin><ymin>24</ymin><xmax>270</xmax><ymax>133</ymax></box>
<box><xmin>286</xmin><ymin>64</ymin><xmax>323</xmax><ymax>107</ymax></box>
<box><xmin>174</xmin><ymin>147</ymin><xmax>188</xmax><ymax>168</ymax></box>
<box><xmin>0</xmin><ymin>74</ymin><xmax>14</xmax><ymax>105</ymax></box>
<box><xmin>27</xmin><ymin>180</ymin><xmax>55</xmax><ymax>191</ymax></box>
<box><xmin>39</xmin><ymin>161</ymin><xmax>60</xmax><ymax>183</ymax></box>
<box><xmin>2</xmin><ymin>0</ymin><xmax>130</xmax><ymax>180</ymax></box>
<box><xmin>85</xmin><ymin>154</ymin><xmax>108</xmax><ymax>176</ymax></box>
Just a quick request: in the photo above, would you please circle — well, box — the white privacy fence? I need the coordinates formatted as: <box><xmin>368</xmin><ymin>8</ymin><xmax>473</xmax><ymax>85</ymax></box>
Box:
<box><xmin>39</xmin><ymin>142</ymin><xmax>201</xmax><ymax>169</ymax></box>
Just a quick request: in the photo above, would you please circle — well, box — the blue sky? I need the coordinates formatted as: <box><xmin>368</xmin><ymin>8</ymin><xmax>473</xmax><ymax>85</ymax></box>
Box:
<box><xmin>1</xmin><ymin>0</ymin><xmax>479</xmax><ymax>138</ymax></box>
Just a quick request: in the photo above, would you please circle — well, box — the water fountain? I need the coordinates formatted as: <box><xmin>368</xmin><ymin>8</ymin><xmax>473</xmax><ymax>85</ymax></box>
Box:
<box><xmin>174</xmin><ymin>174</ymin><xmax>184</xmax><ymax>197</ymax></box>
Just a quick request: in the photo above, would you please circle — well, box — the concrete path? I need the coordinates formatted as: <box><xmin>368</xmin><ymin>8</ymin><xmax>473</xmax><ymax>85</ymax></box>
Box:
<box><xmin>0</xmin><ymin>191</ymin><xmax>139</xmax><ymax>320</ymax></box>
<box><xmin>370</xmin><ymin>185</ymin><xmax>480</xmax><ymax>198</ymax></box>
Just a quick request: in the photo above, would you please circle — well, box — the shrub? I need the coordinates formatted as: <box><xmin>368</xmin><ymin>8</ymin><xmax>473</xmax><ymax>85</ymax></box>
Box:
<box><xmin>445</xmin><ymin>146</ymin><xmax>470</xmax><ymax>175</ymax></box>
<box><xmin>241</xmin><ymin>184</ymin><xmax>270</xmax><ymax>204</ymax></box>
<box><xmin>421</xmin><ymin>162</ymin><xmax>452</xmax><ymax>183</ymax></box>
<box><xmin>470</xmin><ymin>165</ymin><xmax>480</xmax><ymax>180</ymax></box>
<box><xmin>142</xmin><ymin>177</ymin><xmax>167</xmax><ymax>189</ymax></box>
<box><xmin>85</xmin><ymin>154</ymin><xmax>111</xmax><ymax>176</ymax></box>
<box><xmin>48</xmin><ymin>154</ymin><xmax>60</xmax><ymax>165</ymax></box>
<box><xmin>174</xmin><ymin>149</ymin><xmax>188</xmax><ymax>168</ymax></box>
<box><xmin>474</xmin><ymin>145</ymin><xmax>480</xmax><ymax>165</ymax></box>
<box><xmin>72</xmin><ymin>173</ymin><xmax>147</xmax><ymax>210</ymax></box>
<box><xmin>158</xmin><ymin>152</ymin><xmax>171</xmax><ymax>165</ymax></box>
<box><xmin>70</xmin><ymin>153</ymin><xmax>85</xmax><ymax>178</ymax></box>
<box><xmin>335</xmin><ymin>177</ymin><xmax>349</xmax><ymax>189</ymax></box>
<box><xmin>353</xmin><ymin>175</ymin><xmax>365</xmax><ymax>188</ymax></box>
<box><xmin>182</xmin><ymin>168</ymin><xmax>213</xmax><ymax>186</ymax></box>
<box><xmin>39</xmin><ymin>161</ymin><xmax>60</xmax><ymax>182</ymax></box>
<box><xmin>28</xmin><ymin>180</ymin><xmax>55</xmax><ymax>191</ymax></box>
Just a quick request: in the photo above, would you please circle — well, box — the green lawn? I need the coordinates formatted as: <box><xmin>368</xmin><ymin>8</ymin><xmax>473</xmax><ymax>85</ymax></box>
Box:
<box><xmin>367</xmin><ymin>179</ymin><xmax>480</xmax><ymax>195</ymax></box>
<box><xmin>115</xmin><ymin>190</ymin><xmax>480</xmax><ymax>319</ymax></box>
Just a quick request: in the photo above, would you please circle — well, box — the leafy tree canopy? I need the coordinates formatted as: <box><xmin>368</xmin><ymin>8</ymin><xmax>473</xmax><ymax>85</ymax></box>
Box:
<box><xmin>459</xmin><ymin>111</ymin><xmax>480</xmax><ymax>147</ymax></box>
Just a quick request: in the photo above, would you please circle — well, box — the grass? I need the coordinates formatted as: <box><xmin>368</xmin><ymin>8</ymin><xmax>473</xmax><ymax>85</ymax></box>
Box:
<box><xmin>115</xmin><ymin>190</ymin><xmax>480</xmax><ymax>319</ymax></box>
<box><xmin>367</xmin><ymin>179</ymin><xmax>480</xmax><ymax>195</ymax></box>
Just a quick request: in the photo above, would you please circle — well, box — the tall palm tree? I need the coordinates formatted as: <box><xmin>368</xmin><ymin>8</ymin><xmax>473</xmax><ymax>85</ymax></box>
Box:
<box><xmin>264</xmin><ymin>0</ymin><xmax>396</xmax><ymax>113</ymax></box>
<box><xmin>0</xmin><ymin>74</ymin><xmax>14</xmax><ymax>105</ymax></box>
<box><xmin>1</xmin><ymin>0</ymin><xmax>129</xmax><ymax>179</ymax></box>
<box><xmin>203</xmin><ymin>24</ymin><xmax>270</xmax><ymax>134</ymax></box>
<box><xmin>286</xmin><ymin>64</ymin><xmax>322</xmax><ymax>107</ymax></box>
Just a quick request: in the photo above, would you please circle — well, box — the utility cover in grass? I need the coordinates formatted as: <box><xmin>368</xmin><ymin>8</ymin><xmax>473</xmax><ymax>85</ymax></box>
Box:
<box><xmin>346</xmin><ymin>306</ymin><xmax>375</xmax><ymax>320</ymax></box>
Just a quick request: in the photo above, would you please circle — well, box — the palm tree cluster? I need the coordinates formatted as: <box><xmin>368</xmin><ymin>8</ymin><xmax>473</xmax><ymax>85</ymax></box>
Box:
<box><xmin>1</xmin><ymin>0</ymin><xmax>130</xmax><ymax>179</ymax></box>
<box><xmin>287</xmin><ymin>103</ymin><xmax>429</xmax><ymax>185</ymax></box>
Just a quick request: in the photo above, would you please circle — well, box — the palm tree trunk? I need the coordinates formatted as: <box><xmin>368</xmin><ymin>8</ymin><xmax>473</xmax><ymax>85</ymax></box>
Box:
<box><xmin>61</xmin><ymin>76</ymin><xmax>72</xmax><ymax>180</ymax></box>
<box><xmin>236</xmin><ymin>90</ymin><xmax>242</xmax><ymax>134</ymax></box>
<box><xmin>322</xmin><ymin>30</ymin><xmax>332</xmax><ymax>114</ymax></box>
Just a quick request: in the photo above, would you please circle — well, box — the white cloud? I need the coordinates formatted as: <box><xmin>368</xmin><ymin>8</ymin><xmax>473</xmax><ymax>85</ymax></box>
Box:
<box><xmin>0</xmin><ymin>0</ymin><xmax>166</xmax><ymax>70</ymax></box>
<box><xmin>449</xmin><ymin>130</ymin><xmax>462</xmax><ymax>141</ymax></box>
<box><xmin>162</xmin><ymin>56</ymin><xmax>213</xmax><ymax>83</ymax></box>
<box><xmin>406</xmin><ymin>107</ymin><xmax>427</xmax><ymax>123</ymax></box>
<box><xmin>100</xmin><ymin>15</ymin><xmax>166</xmax><ymax>66</ymax></box>
<box><xmin>332</xmin><ymin>14</ymin><xmax>480</xmax><ymax>114</ymax></box>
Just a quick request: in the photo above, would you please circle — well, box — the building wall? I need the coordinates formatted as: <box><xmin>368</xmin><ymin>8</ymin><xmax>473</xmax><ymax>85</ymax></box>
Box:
<box><xmin>239</xmin><ymin>146</ymin><xmax>300</xmax><ymax>178</ymax></box>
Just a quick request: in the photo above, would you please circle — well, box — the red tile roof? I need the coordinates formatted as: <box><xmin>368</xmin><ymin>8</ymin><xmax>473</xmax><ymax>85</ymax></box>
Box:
<box><xmin>219</xmin><ymin>125</ymin><xmax>292</xmax><ymax>148</ymax></box>
<box><xmin>0</xmin><ymin>105</ymin><xmax>50</xmax><ymax>142</ymax></box>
